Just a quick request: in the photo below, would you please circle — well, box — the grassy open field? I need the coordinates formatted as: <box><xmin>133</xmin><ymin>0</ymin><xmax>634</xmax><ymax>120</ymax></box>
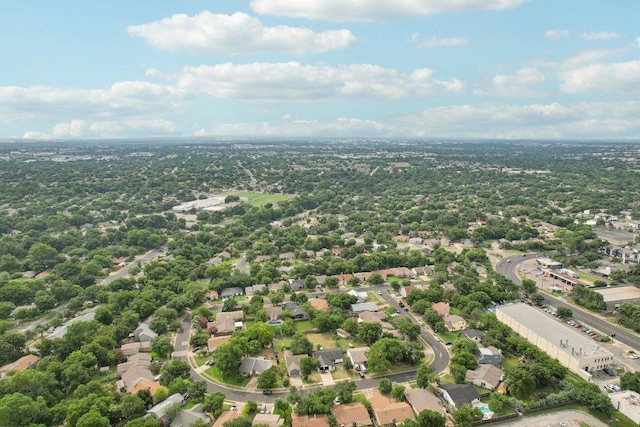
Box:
<box><xmin>307</xmin><ymin>333</ymin><xmax>337</xmax><ymax>349</ymax></box>
<box><xmin>226</xmin><ymin>191</ymin><xmax>293</xmax><ymax>207</ymax></box>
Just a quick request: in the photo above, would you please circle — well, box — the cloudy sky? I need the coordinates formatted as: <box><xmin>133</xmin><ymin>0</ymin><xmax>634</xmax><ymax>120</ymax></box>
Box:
<box><xmin>2</xmin><ymin>0</ymin><xmax>640</xmax><ymax>140</ymax></box>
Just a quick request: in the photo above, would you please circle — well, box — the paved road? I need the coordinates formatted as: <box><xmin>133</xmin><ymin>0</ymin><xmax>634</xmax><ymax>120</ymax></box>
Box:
<box><xmin>376</xmin><ymin>289</ymin><xmax>450</xmax><ymax>373</ymax></box>
<box><xmin>496</xmin><ymin>254</ymin><xmax>640</xmax><ymax>352</ymax></box>
<box><xmin>14</xmin><ymin>247</ymin><xmax>165</xmax><ymax>333</ymax></box>
<box><xmin>175</xmin><ymin>286</ymin><xmax>450</xmax><ymax>403</ymax></box>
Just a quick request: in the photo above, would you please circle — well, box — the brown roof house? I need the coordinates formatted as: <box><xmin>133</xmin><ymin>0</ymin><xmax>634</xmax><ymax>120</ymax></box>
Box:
<box><xmin>404</xmin><ymin>389</ymin><xmax>446</xmax><ymax>417</ymax></box>
<box><xmin>0</xmin><ymin>355</ymin><xmax>39</xmax><ymax>377</ymax></box>
<box><xmin>464</xmin><ymin>365</ymin><xmax>504</xmax><ymax>391</ymax></box>
<box><xmin>253</xmin><ymin>414</ymin><xmax>284</xmax><ymax>427</ymax></box>
<box><xmin>346</xmin><ymin>347</ymin><xmax>369</xmax><ymax>366</ymax></box>
<box><xmin>265</xmin><ymin>305</ymin><xmax>283</xmax><ymax>322</ymax></box>
<box><xmin>369</xmin><ymin>394</ymin><xmax>415</xmax><ymax>427</ymax></box>
<box><xmin>431</xmin><ymin>302</ymin><xmax>450</xmax><ymax>318</ymax></box>
<box><xmin>207</xmin><ymin>335</ymin><xmax>231</xmax><ymax>352</ymax></box>
<box><xmin>443</xmin><ymin>314</ymin><xmax>467</xmax><ymax>332</ymax></box>
<box><xmin>332</xmin><ymin>402</ymin><xmax>372</xmax><ymax>427</ymax></box>
<box><xmin>308</xmin><ymin>298</ymin><xmax>329</xmax><ymax>312</ymax></box>
<box><xmin>208</xmin><ymin>311</ymin><xmax>244</xmax><ymax>335</ymax></box>
<box><xmin>291</xmin><ymin>414</ymin><xmax>330</xmax><ymax>427</ymax></box>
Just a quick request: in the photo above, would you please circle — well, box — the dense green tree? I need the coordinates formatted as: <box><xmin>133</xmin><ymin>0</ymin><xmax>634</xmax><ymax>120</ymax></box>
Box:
<box><xmin>202</xmin><ymin>391</ymin><xmax>226</xmax><ymax>415</ymax></box>
<box><xmin>378</xmin><ymin>378</ymin><xmax>392</xmax><ymax>394</ymax></box>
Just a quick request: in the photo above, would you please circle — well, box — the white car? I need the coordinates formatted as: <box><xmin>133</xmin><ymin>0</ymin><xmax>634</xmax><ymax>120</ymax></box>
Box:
<box><xmin>631</xmin><ymin>354</ymin><xmax>639</xmax><ymax>360</ymax></box>
<box><xmin>433</xmin><ymin>335</ymin><xmax>440</xmax><ymax>342</ymax></box>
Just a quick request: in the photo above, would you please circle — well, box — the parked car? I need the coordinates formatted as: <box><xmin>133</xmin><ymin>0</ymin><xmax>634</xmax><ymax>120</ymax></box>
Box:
<box><xmin>262</xmin><ymin>389</ymin><xmax>273</xmax><ymax>395</ymax></box>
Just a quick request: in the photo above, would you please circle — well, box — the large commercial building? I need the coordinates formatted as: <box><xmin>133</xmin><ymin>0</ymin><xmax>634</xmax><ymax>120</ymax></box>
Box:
<box><xmin>496</xmin><ymin>303</ymin><xmax>614</xmax><ymax>381</ymax></box>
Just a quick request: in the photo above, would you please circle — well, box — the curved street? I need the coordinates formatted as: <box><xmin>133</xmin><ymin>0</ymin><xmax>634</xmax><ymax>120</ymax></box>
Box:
<box><xmin>174</xmin><ymin>286</ymin><xmax>450</xmax><ymax>403</ymax></box>
<box><xmin>496</xmin><ymin>254</ymin><xmax>640</xmax><ymax>351</ymax></box>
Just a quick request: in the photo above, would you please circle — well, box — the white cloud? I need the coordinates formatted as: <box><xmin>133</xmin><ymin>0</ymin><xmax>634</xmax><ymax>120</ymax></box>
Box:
<box><xmin>0</xmin><ymin>82</ymin><xmax>184</xmax><ymax>123</ymax></box>
<box><xmin>251</xmin><ymin>0</ymin><xmax>529</xmax><ymax>22</ymax></box>
<box><xmin>474</xmin><ymin>67</ymin><xmax>547</xmax><ymax>97</ymax></box>
<box><xmin>404</xmin><ymin>101</ymin><xmax>640</xmax><ymax>138</ymax></box>
<box><xmin>128</xmin><ymin>11</ymin><xmax>356</xmax><ymax>54</ymax></box>
<box><xmin>413</xmin><ymin>35</ymin><xmax>469</xmax><ymax>48</ymax></box>
<box><xmin>176</xmin><ymin>62</ymin><xmax>463</xmax><ymax>101</ymax></box>
<box><xmin>562</xmin><ymin>48</ymin><xmax>626</xmax><ymax>66</ymax></box>
<box><xmin>580</xmin><ymin>32</ymin><xmax>619</xmax><ymax>40</ymax></box>
<box><xmin>196</xmin><ymin>117</ymin><xmax>392</xmax><ymax>137</ymax></box>
<box><xmin>545</xmin><ymin>29</ymin><xmax>570</xmax><ymax>41</ymax></box>
<box><xmin>636</xmin><ymin>37</ymin><xmax>640</xmax><ymax>48</ymax></box>
<box><xmin>560</xmin><ymin>60</ymin><xmax>640</xmax><ymax>95</ymax></box>
<box><xmin>24</xmin><ymin>119</ymin><xmax>178</xmax><ymax>139</ymax></box>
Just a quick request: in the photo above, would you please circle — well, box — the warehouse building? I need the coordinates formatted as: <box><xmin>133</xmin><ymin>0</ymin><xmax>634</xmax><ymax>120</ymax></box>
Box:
<box><xmin>496</xmin><ymin>303</ymin><xmax>614</xmax><ymax>381</ymax></box>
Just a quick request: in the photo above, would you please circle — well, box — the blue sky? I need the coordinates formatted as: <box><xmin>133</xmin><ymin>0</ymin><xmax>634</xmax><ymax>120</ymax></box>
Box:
<box><xmin>1</xmin><ymin>0</ymin><xmax>639</xmax><ymax>140</ymax></box>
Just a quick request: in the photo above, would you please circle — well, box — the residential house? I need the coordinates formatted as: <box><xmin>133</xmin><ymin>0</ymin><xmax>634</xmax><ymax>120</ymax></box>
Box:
<box><xmin>171</xmin><ymin>404</ymin><xmax>211</xmax><ymax>427</ymax></box>
<box><xmin>308</xmin><ymin>298</ymin><xmax>329</xmax><ymax>312</ymax></box>
<box><xmin>253</xmin><ymin>255</ymin><xmax>272</xmax><ymax>263</ymax></box>
<box><xmin>331</xmin><ymin>402</ymin><xmax>372</xmax><ymax>427</ymax></box>
<box><xmin>404</xmin><ymin>389</ymin><xmax>446</xmax><ymax>417</ymax></box>
<box><xmin>213</xmin><ymin>411</ymin><xmax>241</xmax><ymax>427</ymax></box>
<box><xmin>358</xmin><ymin>312</ymin><xmax>395</xmax><ymax>333</ymax></box>
<box><xmin>120</xmin><ymin>365</ymin><xmax>155</xmax><ymax>393</ymax></box>
<box><xmin>206</xmin><ymin>290</ymin><xmax>219</xmax><ymax>301</ymax></box>
<box><xmin>246</xmin><ymin>284</ymin><xmax>267</xmax><ymax>297</ymax></box>
<box><xmin>351</xmin><ymin>302</ymin><xmax>378</xmax><ymax>314</ymax></box>
<box><xmin>221</xmin><ymin>287</ymin><xmax>244</xmax><ymax>300</ymax></box>
<box><xmin>264</xmin><ymin>305</ymin><xmax>283</xmax><ymax>322</ymax></box>
<box><xmin>134</xmin><ymin>322</ymin><xmax>158</xmax><ymax>343</ymax></box>
<box><xmin>128</xmin><ymin>379</ymin><xmax>166</xmax><ymax>397</ymax></box>
<box><xmin>346</xmin><ymin>347</ymin><xmax>369</xmax><ymax>367</ymax></box>
<box><xmin>438</xmin><ymin>384</ymin><xmax>480</xmax><ymax>409</ymax></box>
<box><xmin>461</xmin><ymin>329</ymin><xmax>484</xmax><ymax>343</ymax></box>
<box><xmin>120</xmin><ymin>341</ymin><xmax>151</xmax><ymax>357</ymax></box>
<box><xmin>369</xmin><ymin>394</ymin><xmax>415</xmax><ymax>426</ymax></box>
<box><xmin>443</xmin><ymin>314</ymin><xmax>467</xmax><ymax>332</ymax></box>
<box><xmin>279</xmin><ymin>252</ymin><xmax>296</xmax><ymax>261</ymax></box>
<box><xmin>268</xmin><ymin>282</ymin><xmax>286</xmax><ymax>293</ymax></box>
<box><xmin>207</xmin><ymin>335</ymin><xmax>231</xmax><ymax>352</ymax></box>
<box><xmin>312</xmin><ymin>349</ymin><xmax>344</xmax><ymax>371</ymax></box>
<box><xmin>253</xmin><ymin>414</ymin><xmax>283</xmax><ymax>427</ymax></box>
<box><xmin>208</xmin><ymin>311</ymin><xmax>244</xmax><ymax>335</ymax></box>
<box><xmin>147</xmin><ymin>393</ymin><xmax>184</xmax><ymax>424</ymax></box>
<box><xmin>392</xmin><ymin>235</ymin><xmax>409</xmax><ymax>243</ymax></box>
<box><xmin>239</xmin><ymin>357</ymin><xmax>273</xmax><ymax>376</ymax></box>
<box><xmin>348</xmin><ymin>290</ymin><xmax>368</xmax><ymax>300</ymax></box>
<box><xmin>283</xmin><ymin>302</ymin><xmax>306</xmax><ymax>320</ymax></box>
<box><xmin>219</xmin><ymin>251</ymin><xmax>231</xmax><ymax>259</ymax></box>
<box><xmin>399</xmin><ymin>286</ymin><xmax>413</xmax><ymax>298</ymax></box>
<box><xmin>336</xmin><ymin>328</ymin><xmax>351</xmax><ymax>339</ymax></box>
<box><xmin>289</xmin><ymin>279</ymin><xmax>306</xmax><ymax>292</ymax></box>
<box><xmin>477</xmin><ymin>346</ymin><xmax>502</xmax><ymax>365</ymax></box>
<box><xmin>431</xmin><ymin>302</ymin><xmax>450</xmax><ymax>318</ymax></box>
<box><xmin>0</xmin><ymin>355</ymin><xmax>40</xmax><ymax>377</ymax></box>
<box><xmin>465</xmin><ymin>365</ymin><xmax>504</xmax><ymax>391</ymax></box>
<box><xmin>413</xmin><ymin>266</ymin><xmax>434</xmax><ymax>276</ymax></box>
<box><xmin>117</xmin><ymin>353</ymin><xmax>152</xmax><ymax>376</ymax></box>
<box><xmin>291</xmin><ymin>414</ymin><xmax>330</xmax><ymax>427</ymax></box>
<box><xmin>284</xmin><ymin>350</ymin><xmax>305</xmax><ymax>377</ymax></box>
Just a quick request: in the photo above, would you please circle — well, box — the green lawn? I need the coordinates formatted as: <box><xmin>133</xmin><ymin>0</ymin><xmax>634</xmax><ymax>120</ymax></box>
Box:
<box><xmin>436</xmin><ymin>330</ymin><xmax>460</xmax><ymax>343</ymax></box>
<box><xmin>276</xmin><ymin>338</ymin><xmax>293</xmax><ymax>351</ymax></box>
<box><xmin>204</xmin><ymin>366</ymin><xmax>251</xmax><ymax>387</ymax></box>
<box><xmin>294</xmin><ymin>320</ymin><xmax>315</xmax><ymax>332</ymax></box>
<box><xmin>226</xmin><ymin>191</ymin><xmax>293</xmax><ymax>207</ymax></box>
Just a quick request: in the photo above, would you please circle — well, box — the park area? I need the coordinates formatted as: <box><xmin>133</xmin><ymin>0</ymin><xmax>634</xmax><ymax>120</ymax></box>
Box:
<box><xmin>225</xmin><ymin>191</ymin><xmax>292</xmax><ymax>207</ymax></box>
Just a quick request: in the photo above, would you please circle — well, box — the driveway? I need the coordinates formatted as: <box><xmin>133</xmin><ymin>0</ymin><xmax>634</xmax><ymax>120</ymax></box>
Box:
<box><xmin>321</xmin><ymin>372</ymin><xmax>335</xmax><ymax>386</ymax></box>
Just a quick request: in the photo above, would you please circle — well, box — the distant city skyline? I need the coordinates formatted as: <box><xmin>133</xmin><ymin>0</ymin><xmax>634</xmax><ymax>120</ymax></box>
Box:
<box><xmin>1</xmin><ymin>0</ymin><xmax>639</xmax><ymax>140</ymax></box>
